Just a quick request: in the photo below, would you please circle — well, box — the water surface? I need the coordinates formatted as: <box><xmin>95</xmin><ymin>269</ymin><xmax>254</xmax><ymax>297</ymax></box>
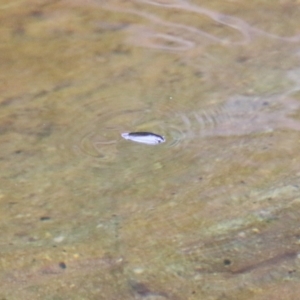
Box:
<box><xmin>1</xmin><ymin>0</ymin><xmax>300</xmax><ymax>299</ymax></box>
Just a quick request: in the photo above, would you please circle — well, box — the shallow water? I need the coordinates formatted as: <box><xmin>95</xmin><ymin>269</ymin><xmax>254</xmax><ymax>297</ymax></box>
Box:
<box><xmin>1</xmin><ymin>0</ymin><xmax>300</xmax><ymax>299</ymax></box>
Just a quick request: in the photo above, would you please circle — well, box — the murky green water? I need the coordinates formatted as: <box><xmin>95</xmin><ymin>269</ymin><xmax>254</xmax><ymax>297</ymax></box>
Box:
<box><xmin>1</xmin><ymin>0</ymin><xmax>300</xmax><ymax>299</ymax></box>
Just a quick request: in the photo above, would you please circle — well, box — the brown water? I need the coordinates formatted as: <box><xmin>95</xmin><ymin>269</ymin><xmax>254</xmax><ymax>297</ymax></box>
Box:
<box><xmin>1</xmin><ymin>0</ymin><xmax>300</xmax><ymax>299</ymax></box>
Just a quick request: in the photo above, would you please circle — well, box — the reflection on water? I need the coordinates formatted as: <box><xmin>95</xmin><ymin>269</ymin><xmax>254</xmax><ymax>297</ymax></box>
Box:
<box><xmin>1</xmin><ymin>0</ymin><xmax>300</xmax><ymax>299</ymax></box>
<box><xmin>106</xmin><ymin>0</ymin><xmax>300</xmax><ymax>51</ymax></box>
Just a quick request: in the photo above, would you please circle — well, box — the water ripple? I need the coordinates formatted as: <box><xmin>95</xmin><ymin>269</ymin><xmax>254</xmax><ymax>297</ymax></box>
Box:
<box><xmin>67</xmin><ymin>86</ymin><xmax>300</xmax><ymax>165</ymax></box>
